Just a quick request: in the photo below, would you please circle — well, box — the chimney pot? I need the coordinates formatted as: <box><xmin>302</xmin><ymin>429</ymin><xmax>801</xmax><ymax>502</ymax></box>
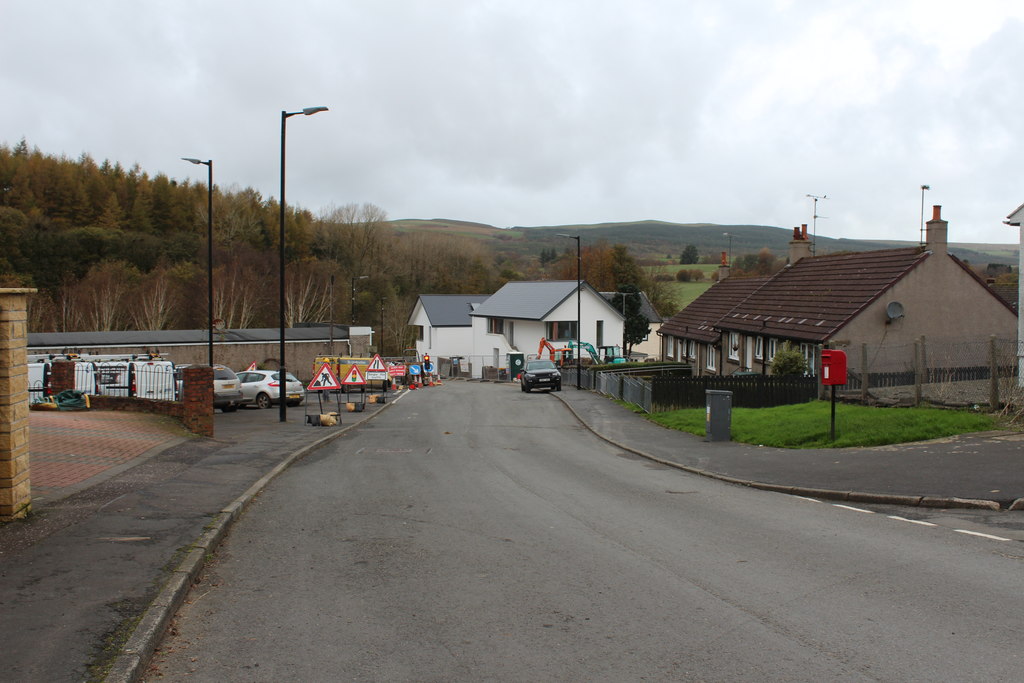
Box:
<box><xmin>932</xmin><ymin>205</ymin><xmax>942</xmax><ymax>221</ymax></box>
<box><xmin>721</xmin><ymin>251</ymin><xmax>727</xmax><ymax>266</ymax></box>
<box><xmin>801</xmin><ymin>224</ymin><xmax>808</xmax><ymax>240</ymax></box>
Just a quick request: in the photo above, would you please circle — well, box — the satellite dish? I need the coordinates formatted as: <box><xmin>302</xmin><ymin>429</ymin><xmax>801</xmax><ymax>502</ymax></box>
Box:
<box><xmin>886</xmin><ymin>301</ymin><xmax>905</xmax><ymax>321</ymax></box>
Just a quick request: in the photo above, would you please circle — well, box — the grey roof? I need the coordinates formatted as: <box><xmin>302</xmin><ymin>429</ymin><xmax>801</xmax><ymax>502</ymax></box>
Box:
<box><xmin>471</xmin><ymin>281</ymin><xmax>609</xmax><ymax>320</ymax></box>
<box><xmin>418</xmin><ymin>294</ymin><xmax>491</xmax><ymax>327</ymax></box>
<box><xmin>600</xmin><ymin>291</ymin><xmax>662</xmax><ymax>323</ymax></box>
<box><xmin>28</xmin><ymin>326</ymin><xmax>351</xmax><ymax>349</ymax></box>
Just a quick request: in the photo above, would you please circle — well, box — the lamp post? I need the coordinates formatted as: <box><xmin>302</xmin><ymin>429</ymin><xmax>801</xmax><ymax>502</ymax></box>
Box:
<box><xmin>181</xmin><ymin>157</ymin><xmax>214</xmax><ymax>367</ymax></box>
<box><xmin>920</xmin><ymin>184</ymin><xmax>930</xmax><ymax>245</ymax></box>
<box><xmin>280</xmin><ymin>106</ymin><xmax>328</xmax><ymax>422</ymax></box>
<box><xmin>351</xmin><ymin>275</ymin><xmax>369</xmax><ymax>325</ymax></box>
<box><xmin>558</xmin><ymin>233</ymin><xmax>582</xmax><ymax>389</ymax></box>
<box><xmin>380</xmin><ymin>296</ymin><xmax>386</xmax><ymax>356</ymax></box>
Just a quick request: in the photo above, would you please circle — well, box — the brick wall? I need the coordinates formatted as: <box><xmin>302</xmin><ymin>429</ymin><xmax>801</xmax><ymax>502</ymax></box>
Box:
<box><xmin>48</xmin><ymin>361</ymin><xmax>214</xmax><ymax>437</ymax></box>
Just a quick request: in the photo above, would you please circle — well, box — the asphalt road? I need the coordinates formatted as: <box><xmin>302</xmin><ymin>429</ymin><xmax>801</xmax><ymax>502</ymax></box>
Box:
<box><xmin>146</xmin><ymin>382</ymin><xmax>1024</xmax><ymax>682</ymax></box>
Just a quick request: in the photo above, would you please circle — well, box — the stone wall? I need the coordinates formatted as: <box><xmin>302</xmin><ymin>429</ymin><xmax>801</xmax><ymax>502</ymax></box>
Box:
<box><xmin>1</xmin><ymin>288</ymin><xmax>36</xmax><ymax>521</ymax></box>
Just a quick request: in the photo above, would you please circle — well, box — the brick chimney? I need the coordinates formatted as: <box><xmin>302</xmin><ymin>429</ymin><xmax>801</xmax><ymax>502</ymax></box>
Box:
<box><xmin>717</xmin><ymin>251</ymin><xmax>730</xmax><ymax>281</ymax></box>
<box><xmin>789</xmin><ymin>224</ymin><xmax>812</xmax><ymax>264</ymax></box>
<box><xmin>925</xmin><ymin>205</ymin><xmax>948</xmax><ymax>256</ymax></box>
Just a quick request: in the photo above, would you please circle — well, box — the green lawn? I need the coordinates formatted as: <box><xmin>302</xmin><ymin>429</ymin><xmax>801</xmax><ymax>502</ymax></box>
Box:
<box><xmin>647</xmin><ymin>401</ymin><xmax>998</xmax><ymax>448</ymax></box>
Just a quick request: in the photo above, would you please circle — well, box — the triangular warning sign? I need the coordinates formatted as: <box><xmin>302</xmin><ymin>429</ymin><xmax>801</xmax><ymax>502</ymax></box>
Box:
<box><xmin>342</xmin><ymin>364</ymin><xmax>366</xmax><ymax>385</ymax></box>
<box><xmin>245</xmin><ymin>361</ymin><xmax>257</xmax><ymax>371</ymax></box>
<box><xmin>307</xmin><ymin>362</ymin><xmax>342</xmax><ymax>391</ymax></box>
<box><xmin>367</xmin><ymin>354</ymin><xmax>386</xmax><ymax>372</ymax></box>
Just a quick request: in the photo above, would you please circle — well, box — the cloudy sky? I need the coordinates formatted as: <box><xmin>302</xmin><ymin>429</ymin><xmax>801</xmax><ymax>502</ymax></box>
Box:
<box><xmin>4</xmin><ymin>0</ymin><xmax>1023</xmax><ymax>243</ymax></box>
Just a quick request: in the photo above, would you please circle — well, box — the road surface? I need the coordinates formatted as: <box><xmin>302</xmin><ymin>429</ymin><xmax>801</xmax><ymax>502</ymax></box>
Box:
<box><xmin>146</xmin><ymin>381</ymin><xmax>1024</xmax><ymax>681</ymax></box>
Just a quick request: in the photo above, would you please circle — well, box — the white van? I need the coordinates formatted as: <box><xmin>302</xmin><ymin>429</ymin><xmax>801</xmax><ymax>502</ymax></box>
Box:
<box><xmin>27</xmin><ymin>359</ymin><xmax>98</xmax><ymax>402</ymax></box>
<box><xmin>94</xmin><ymin>359</ymin><xmax>177</xmax><ymax>401</ymax></box>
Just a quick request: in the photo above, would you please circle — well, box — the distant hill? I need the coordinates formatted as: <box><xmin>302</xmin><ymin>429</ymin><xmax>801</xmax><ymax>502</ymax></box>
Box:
<box><xmin>388</xmin><ymin>218</ymin><xmax>1018</xmax><ymax>266</ymax></box>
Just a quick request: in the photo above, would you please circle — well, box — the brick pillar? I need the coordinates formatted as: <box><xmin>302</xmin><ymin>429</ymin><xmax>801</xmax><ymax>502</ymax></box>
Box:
<box><xmin>181</xmin><ymin>366</ymin><xmax>214</xmax><ymax>437</ymax></box>
<box><xmin>1</xmin><ymin>288</ymin><xmax>37</xmax><ymax>520</ymax></box>
<box><xmin>49</xmin><ymin>360</ymin><xmax>75</xmax><ymax>394</ymax></box>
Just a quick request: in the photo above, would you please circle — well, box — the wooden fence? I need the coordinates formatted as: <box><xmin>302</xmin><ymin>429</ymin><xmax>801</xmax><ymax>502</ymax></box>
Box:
<box><xmin>650</xmin><ymin>375</ymin><xmax>817</xmax><ymax>412</ymax></box>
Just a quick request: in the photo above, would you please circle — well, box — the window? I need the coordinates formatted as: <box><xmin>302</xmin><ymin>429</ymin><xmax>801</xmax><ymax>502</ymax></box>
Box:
<box><xmin>706</xmin><ymin>343</ymin><xmax>717</xmax><ymax>371</ymax></box>
<box><xmin>688</xmin><ymin>340</ymin><xmax>697</xmax><ymax>359</ymax></box>
<box><xmin>801</xmin><ymin>343</ymin><xmax>818</xmax><ymax>376</ymax></box>
<box><xmin>767</xmin><ymin>338</ymin><xmax>778</xmax><ymax>360</ymax></box>
<box><xmin>596</xmin><ymin>320</ymin><xmax>604</xmax><ymax>347</ymax></box>
<box><xmin>487</xmin><ymin>318</ymin><xmax>504</xmax><ymax>335</ymax></box>
<box><xmin>546</xmin><ymin>321</ymin><xmax>577</xmax><ymax>342</ymax></box>
<box><xmin>415</xmin><ymin>325</ymin><xmax>424</xmax><ymax>341</ymax></box>
<box><xmin>728</xmin><ymin>332</ymin><xmax>740</xmax><ymax>361</ymax></box>
<box><xmin>754</xmin><ymin>337</ymin><xmax>764</xmax><ymax>360</ymax></box>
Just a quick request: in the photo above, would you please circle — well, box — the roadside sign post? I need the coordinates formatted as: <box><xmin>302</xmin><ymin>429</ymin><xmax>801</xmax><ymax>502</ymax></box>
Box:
<box><xmin>306</xmin><ymin>361</ymin><xmax>343</xmax><ymax>424</ymax></box>
<box><xmin>365</xmin><ymin>353</ymin><xmax>389</xmax><ymax>402</ymax></box>
<box><xmin>341</xmin><ymin>364</ymin><xmax>367</xmax><ymax>409</ymax></box>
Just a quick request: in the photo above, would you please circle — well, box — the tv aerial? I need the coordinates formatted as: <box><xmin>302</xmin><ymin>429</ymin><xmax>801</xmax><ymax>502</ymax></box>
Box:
<box><xmin>806</xmin><ymin>194</ymin><xmax>828</xmax><ymax>255</ymax></box>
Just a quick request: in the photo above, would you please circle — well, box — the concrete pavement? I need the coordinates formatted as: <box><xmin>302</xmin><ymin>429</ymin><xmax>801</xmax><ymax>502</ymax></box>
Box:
<box><xmin>2</xmin><ymin>381</ymin><xmax>1023</xmax><ymax>682</ymax></box>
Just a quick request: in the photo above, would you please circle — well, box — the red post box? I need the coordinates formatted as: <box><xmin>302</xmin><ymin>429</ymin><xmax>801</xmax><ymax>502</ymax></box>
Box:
<box><xmin>821</xmin><ymin>349</ymin><xmax>847</xmax><ymax>386</ymax></box>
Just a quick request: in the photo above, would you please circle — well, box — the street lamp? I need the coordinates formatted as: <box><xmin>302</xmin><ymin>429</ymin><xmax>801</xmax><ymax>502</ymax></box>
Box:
<box><xmin>280</xmin><ymin>105</ymin><xmax>328</xmax><ymax>422</ymax></box>
<box><xmin>558</xmin><ymin>233</ymin><xmax>582</xmax><ymax>389</ymax></box>
<box><xmin>920</xmin><ymin>184</ymin><xmax>930</xmax><ymax>245</ymax></box>
<box><xmin>181</xmin><ymin>157</ymin><xmax>214</xmax><ymax>367</ymax></box>
<box><xmin>351</xmin><ymin>275</ymin><xmax>369</xmax><ymax>325</ymax></box>
<box><xmin>380</xmin><ymin>296</ymin><xmax>386</xmax><ymax>356</ymax></box>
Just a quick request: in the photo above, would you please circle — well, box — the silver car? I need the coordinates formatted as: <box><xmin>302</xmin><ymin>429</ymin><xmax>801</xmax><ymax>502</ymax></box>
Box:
<box><xmin>236</xmin><ymin>369</ymin><xmax>304</xmax><ymax>409</ymax></box>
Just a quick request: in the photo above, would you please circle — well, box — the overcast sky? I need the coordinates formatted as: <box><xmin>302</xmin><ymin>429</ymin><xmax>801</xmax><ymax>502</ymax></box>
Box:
<box><xmin>4</xmin><ymin>1</ymin><xmax>1023</xmax><ymax>244</ymax></box>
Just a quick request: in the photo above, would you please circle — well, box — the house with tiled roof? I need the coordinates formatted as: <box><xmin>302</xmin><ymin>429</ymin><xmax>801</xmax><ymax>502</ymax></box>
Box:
<box><xmin>408</xmin><ymin>294</ymin><xmax>491</xmax><ymax>360</ymax></box>
<box><xmin>659</xmin><ymin>207</ymin><xmax>1017</xmax><ymax>376</ymax></box>
<box><xmin>409</xmin><ymin>281</ymin><xmax>626</xmax><ymax>375</ymax></box>
<box><xmin>657</xmin><ymin>271</ymin><xmax>769</xmax><ymax>373</ymax></box>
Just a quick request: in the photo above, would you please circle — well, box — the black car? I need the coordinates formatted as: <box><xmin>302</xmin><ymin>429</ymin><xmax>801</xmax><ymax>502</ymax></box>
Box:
<box><xmin>520</xmin><ymin>359</ymin><xmax>562</xmax><ymax>392</ymax></box>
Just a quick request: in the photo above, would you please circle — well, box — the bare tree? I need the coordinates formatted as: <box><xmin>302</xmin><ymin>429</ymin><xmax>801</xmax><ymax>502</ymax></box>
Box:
<box><xmin>73</xmin><ymin>260</ymin><xmax>139</xmax><ymax>330</ymax></box>
<box><xmin>286</xmin><ymin>259</ymin><xmax>333</xmax><ymax>326</ymax></box>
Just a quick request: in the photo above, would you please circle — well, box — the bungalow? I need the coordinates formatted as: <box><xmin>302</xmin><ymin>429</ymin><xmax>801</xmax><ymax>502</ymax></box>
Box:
<box><xmin>659</xmin><ymin>206</ymin><xmax>1017</xmax><ymax>377</ymax></box>
<box><xmin>468</xmin><ymin>280</ymin><xmax>623</xmax><ymax>371</ymax></box>
<box><xmin>408</xmin><ymin>294</ymin><xmax>490</xmax><ymax>360</ymax></box>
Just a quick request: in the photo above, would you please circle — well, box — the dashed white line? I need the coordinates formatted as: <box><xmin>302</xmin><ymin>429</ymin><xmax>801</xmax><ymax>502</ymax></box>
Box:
<box><xmin>954</xmin><ymin>529</ymin><xmax>1012</xmax><ymax>542</ymax></box>
<box><xmin>887</xmin><ymin>515</ymin><xmax>938</xmax><ymax>527</ymax></box>
<box><xmin>833</xmin><ymin>504</ymin><xmax>874</xmax><ymax>514</ymax></box>
<box><xmin>794</xmin><ymin>496</ymin><xmax>821</xmax><ymax>503</ymax></box>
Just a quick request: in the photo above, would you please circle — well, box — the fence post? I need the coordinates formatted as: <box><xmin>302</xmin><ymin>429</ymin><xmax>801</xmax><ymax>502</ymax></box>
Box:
<box><xmin>860</xmin><ymin>343</ymin><xmax>868</xmax><ymax>403</ymax></box>
<box><xmin>913</xmin><ymin>339</ymin><xmax>922</xmax><ymax>406</ymax></box>
<box><xmin>989</xmin><ymin>335</ymin><xmax>999</xmax><ymax>411</ymax></box>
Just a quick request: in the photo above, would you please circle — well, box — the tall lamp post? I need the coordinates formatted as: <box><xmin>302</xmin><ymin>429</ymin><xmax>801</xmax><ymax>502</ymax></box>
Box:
<box><xmin>558</xmin><ymin>233</ymin><xmax>582</xmax><ymax>389</ymax></box>
<box><xmin>380</xmin><ymin>296</ymin><xmax>386</xmax><ymax>356</ymax></box>
<box><xmin>280</xmin><ymin>106</ymin><xmax>328</xmax><ymax>422</ymax></box>
<box><xmin>181</xmin><ymin>157</ymin><xmax>214</xmax><ymax>367</ymax></box>
<box><xmin>351</xmin><ymin>275</ymin><xmax>369</xmax><ymax>326</ymax></box>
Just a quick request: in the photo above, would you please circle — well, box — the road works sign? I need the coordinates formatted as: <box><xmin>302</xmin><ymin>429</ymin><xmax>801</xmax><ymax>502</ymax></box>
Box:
<box><xmin>365</xmin><ymin>354</ymin><xmax>388</xmax><ymax>381</ymax></box>
<box><xmin>341</xmin><ymin>364</ymin><xmax>366</xmax><ymax>385</ymax></box>
<box><xmin>307</xmin><ymin>362</ymin><xmax>342</xmax><ymax>391</ymax></box>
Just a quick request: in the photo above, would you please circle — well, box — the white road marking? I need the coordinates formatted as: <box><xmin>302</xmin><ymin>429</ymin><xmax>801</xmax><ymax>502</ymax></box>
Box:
<box><xmin>833</xmin><ymin>504</ymin><xmax>874</xmax><ymax>514</ymax></box>
<box><xmin>794</xmin><ymin>496</ymin><xmax>820</xmax><ymax>503</ymax></box>
<box><xmin>954</xmin><ymin>529</ymin><xmax>1012</xmax><ymax>542</ymax></box>
<box><xmin>887</xmin><ymin>515</ymin><xmax>938</xmax><ymax>527</ymax></box>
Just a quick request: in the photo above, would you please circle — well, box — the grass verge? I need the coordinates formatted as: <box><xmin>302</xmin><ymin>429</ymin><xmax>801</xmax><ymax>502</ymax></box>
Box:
<box><xmin>647</xmin><ymin>401</ymin><xmax>998</xmax><ymax>448</ymax></box>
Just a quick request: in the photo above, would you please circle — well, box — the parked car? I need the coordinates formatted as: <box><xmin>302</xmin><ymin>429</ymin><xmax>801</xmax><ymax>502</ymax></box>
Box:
<box><xmin>520</xmin><ymin>359</ymin><xmax>562</xmax><ymax>392</ymax></box>
<box><xmin>236</xmin><ymin>369</ymin><xmax>304</xmax><ymax>408</ymax></box>
<box><xmin>176</xmin><ymin>364</ymin><xmax>249</xmax><ymax>412</ymax></box>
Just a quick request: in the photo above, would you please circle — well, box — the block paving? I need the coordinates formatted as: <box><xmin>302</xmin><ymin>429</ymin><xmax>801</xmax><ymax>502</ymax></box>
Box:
<box><xmin>28</xmin><ymin>410</ymin><xmax>187</xmax><ymax>501</ymax></box>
